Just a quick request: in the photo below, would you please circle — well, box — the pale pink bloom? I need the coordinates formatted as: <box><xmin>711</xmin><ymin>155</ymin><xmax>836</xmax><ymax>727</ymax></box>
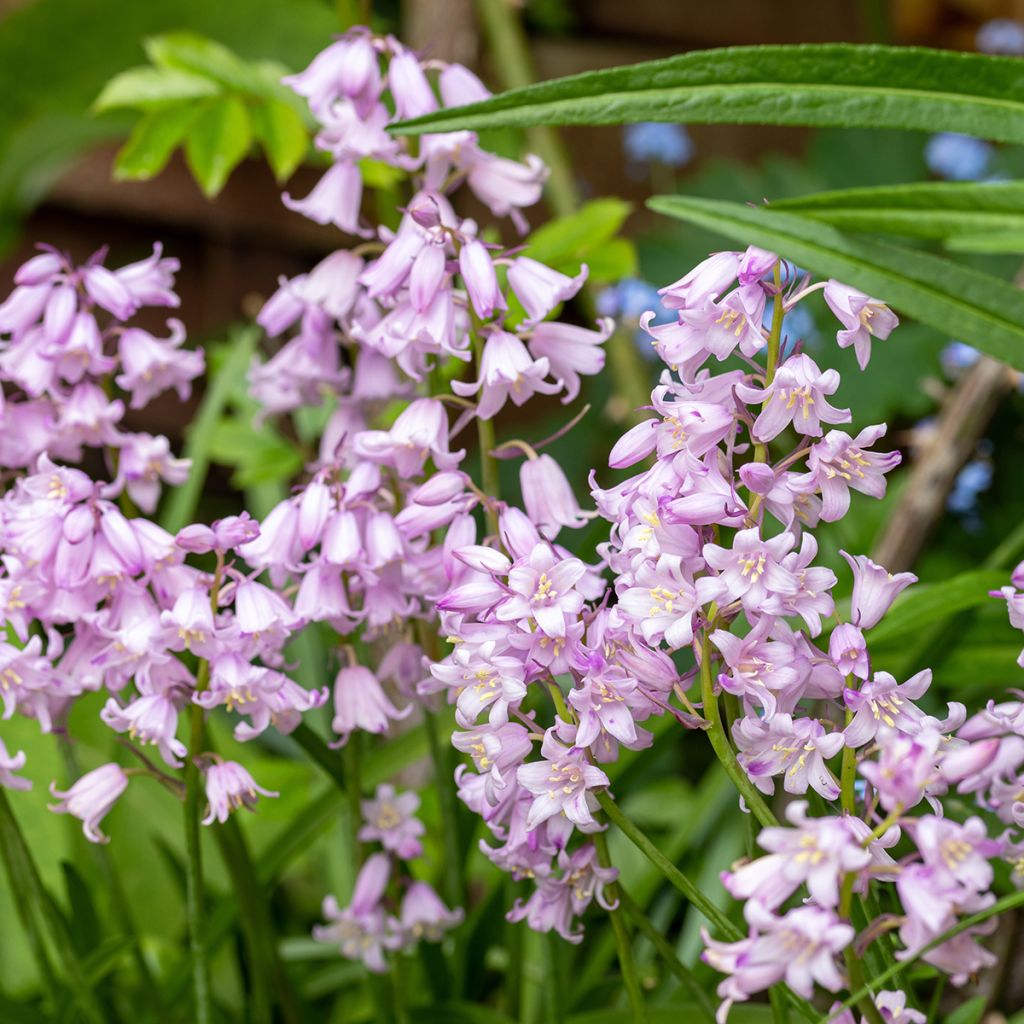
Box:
<box><xmin>359</xmin><ymin>784</ymin><xmax>425</xmax><ymax>859</ymax></box>
<box><xmin>824</xmin><ymin>280</ymin><xmax>898</xmax><ymax>370</ymax></box>
<box><xmin>840</xmin><ymin>550</ymin><xmax>917</xmax><ymax>630</ymax></box>
<box><xmin>100</xmin><ymin>693</ymin><xmax>188</xmax><ymax>768</ymax></box>
<box><xmin>737</xmin><ymin>353</ymin><xmax>850</xmax><ymax>441</ymax></box>
<box><xmin>202</xmin><ymin>760</ymin><xmax>278</xmax><ymax>824</ymax></box>
<box><xmin>115</xmin><ymin>320</ymin><xmax>203</xmax><ymax>409</ymax></box>
<box><xmin>527</xmin><ymin>318</ymin><xmax>610</xmax><ymax>402</ymax></box>
<box><xmin>49</xmin><ymin>763</ymin><xmax>129</xmax><ymax>843</ymax></box>
<box><xmin>283</xmin><ymin>160</ymin><xmax>366</xmax><ymax>236</ymax></box>
<box><xmin>330</xmin><ymin>665</ymin><xmax>411</xmax><ymax>744</ymax></box>
<box><xmin>0</xmin><ymin>739</ymin><xmax>30</xmax><ymax>791</ymax></box>
<box><xmin>397</xmin><ymin>882</ymin><xmax>463</xmax><ymax>942</ymax></box>
<box><xmin>516</xmin><ymin>730</ymin><xmax>608</xmax><ymax>832</ymax></box>
<box><xmin>452</xmin><ymin>330</ymin><xmax>560</xmax><ymax>419</ymax></box>
<box><xmin>507</xmin><ymin>257</ymin><xmax>587</xmax><ymax>326</ymax></box>
<box><xmin>520</xmin><ymin>454</ymin><xmax>592</xmax><ymax>540</ymax></box>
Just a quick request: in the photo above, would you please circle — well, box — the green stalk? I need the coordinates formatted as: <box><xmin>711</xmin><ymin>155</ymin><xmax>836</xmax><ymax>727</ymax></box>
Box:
<box><xmin>592</xmin><ymin>827</ymin><xmax>648</xmax><ymax>1024</ymax></box>
<box><xmin>830</xmin><ymin>886</ymin><xmax>1024</xmax><ymax>1019</ymax></box>
<box><xmin>617</xmin><ymin>886</ymin><xmax>715</xmax><ymax>1023</ymax></box>
<box><xmin>183</xmin><ymin>687</ymin><xmax>212</xmax><ymax>1024</ymax></box>
<box><xmin>698</xmin><ymin>629</ymin><xmax>779</xmax><ymax>829</ymax></box>
<box><xmin>596</xmin><ymin>790</ymin><xmax>740</xmax><ymax>939</ymax></box>
<box><xmin>839</xmin><ymin>874</ymin><xmax>885</xmax><ymax>1024</ymax></box>
<box><xmin>182</xmin><ymin>552</ymin><xmax>222</xmax><ymax>1024</ymax></box>
<box><xmin>472</xmin><ymin>0</ymin><xmax>652</xmax><ymax>425</ymax></box>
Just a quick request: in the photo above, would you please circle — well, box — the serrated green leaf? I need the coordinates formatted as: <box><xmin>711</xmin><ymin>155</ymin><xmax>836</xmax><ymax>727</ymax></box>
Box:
<box><xmin>113</xmin><ymin>104</ymin><xmax>199</xmax><ymax>181</ymax></box>
<box><xmin>251</xmin><ymin>99</ymin><xmax>309</xmax><ymax>182</ymax></box>
<box><xmin>93</xmin><ymin>65</ymin><xmax>220</xmax><ymax>112</ymax></box>
<box><xmin>392</xmin><ymin>44</ymin><xmax>1024</xmax><ymax>144</ymax></box>
<box><xmin>183</xmin><ymin>94</ymin><xmax>252</xmax><ymax>197</ymax></box>
<box><xmin>647</xmin><ymin>194</ymin><xmax>1024</xmax><ymax>370</ymax></box>
<box><xmin>770</xmin><ymin>180</ymin><xmax>1024</xmax><ymax>239</ymax></box>
<box><xmin>859</xmin><ymin>570</ymin><xmax>1008</xmax><ymax>647</ymax></box>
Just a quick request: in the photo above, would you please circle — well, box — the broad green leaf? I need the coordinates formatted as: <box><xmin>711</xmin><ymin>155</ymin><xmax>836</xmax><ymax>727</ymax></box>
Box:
<box><xmin>251</xmin><ymin>99</ymin><xmax>309</xmax><ymax>182</ymax></box>
<box><xmin>391</xmin><ymin>44</ymin><xmax>1024</xmax><ymax>144</ymax></box>
<box><xmin>524</xmin><ymin>197</ymin><xmax>633</xmax><ymax>266</ymax></box>
<box><xmin>944</xmin><ymin>996</ymin><xmax>988</xmax><ymax>1024</ymax></box>
<box><xmin>205</xmin><ymin>416</ymin><xmax>303</xmax><ymax>488</ymax></box>
<box><xmin>113</xmin><ymin>104</ymin><xmax>199</xmax><ymax>181</ymax></box>
<box><xmin>183</xmin><ymin>94</ymin><xmax>253</xmax><ymax>197</ymax></box>
<box><xmin>585</xmin><ymin>237</ymin><xmax>638</xmax><ymax>283</ymax></box>
<box><xmin>647</xmin><ymin>194</ymin><xmax>1024</xmax><ymax>370</ymax></box>
<box><xmin>862</xmin><ymin>569</ymin><xmax>1006</xmax><ymax>646</ymax></box>
<box><xmin>144</xmin><ymin>31</ymin><xmax>257</xmax><ymax>92</ymax></box>
<box><xmin>93</xmin><ymin>66</ymin><xmax>220</xmax><ymax>111</ymax></box>
<box><xmin>946</xmin><ymin>229</ymin><xmax>1024</xmax><ymax>253</ymax></box>
<box><xmin>771</xmin><ymin>181</ymin><xmax>1024</xmax><ymax>239</ymax></box>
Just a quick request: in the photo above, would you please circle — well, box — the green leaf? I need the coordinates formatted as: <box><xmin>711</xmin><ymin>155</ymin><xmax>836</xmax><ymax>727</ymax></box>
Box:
<box><xmin>204</xmin><ymin>416</ymin><xmax>303</xmax><ymax>488</ymax></box>
<box><xmin>183</xmin><ymin>94</ymin><xmax>253</xmax><ymax>197</ymax></box>
<box><xmin>866</xmin><ymin>570</ymin><xmax>1007</xmax><ymax>646</ymax></box>
<box><xmin>160</xmin><ymin>325</ymin><xmax>260</xmax><ymax>533</ymax></box>
<box><xmin>251</xmin><ymin>99</ymin><xmax>309</xmax><ymax>182</ymax></box>
<box><xmin>771</xmin><ymin>180</ymin><xmax>1024</xmax><ymax>239</ymax></box>
<box><xmin>647</xmin><ymin>194</ymin><xmax>1024</xmax><ymax>370</ymax></box>
<box><xmin>93</xmin><ymin>66</ymin><xmax>220</xmax><ymax>111</ymax></box>
<box><xmin>144</xmin><ymin>31</ymin><xmax>257</xmax><ymax>93</ymax></box>
<box><xmin>944</xmin><ymin>996</ymin><xmax>988</xmax><ymax>1024</ymax></box>
<box><xmin>524</xmin><ymin>197</ymin><xmax>633</xmax><ymax>266</ymax></box>
<box><xmin>391</xmin><ymin>44</ymin><xmax>1024</xmax><ymax>144</ymax></box>
<box><xmin>585</xmin><ymin>237</ymin><xmax>638</xmax><ymax>283</ymax></box>
<box><xmin>946</xmin><ymin>228</ymin><xmax>1024</xmax><ymax>253</ymax></box>
<box><xmin>113</xmin><ymin>104</ymin><xmax>199</xmax><ymax>181</ymax></box>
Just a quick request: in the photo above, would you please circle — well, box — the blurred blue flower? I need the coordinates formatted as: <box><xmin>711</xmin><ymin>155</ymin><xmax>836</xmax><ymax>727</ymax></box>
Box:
<box><xmin>941</xmin><ymin>341</ymin><xmax>980</xmax><ymax>375</ymax></box>
<box><xmin>925</xmin><ymin>133</ymin><xmax>992</xmax><ymax>181</ymax></box>
<box><xmin>622</xmin><ymin>123</ymin><xmax>695</xmax><ymax>169</ymax></box>
<box><xmin>977</xmin><ymin>18</ymin><xmax>1024</xmax><ymax>55</ymax></box>
<box><xmin>947</xmin><ymin>457</ymin><xmax>993</xmax><ymax>531</ymax></box>
<box><xmin>597</xmin><ymin>278</ymin><xmax>675</xmax><ymax>361</ymax></box>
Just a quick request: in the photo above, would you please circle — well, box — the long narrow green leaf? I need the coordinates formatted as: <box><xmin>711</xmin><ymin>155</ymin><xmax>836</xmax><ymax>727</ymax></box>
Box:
<box><xmin>392</xmin><ymin>44</ymin><xmax>1024</xmax><ymax>143</ymax></box>
<box><xmin>946</xmin><ymin>229</ymin><xmax>1024</xmax><ymax>254</ymax></box>
<box><xmin>159</xmin><ymin>325</ymin><xmax>260</xmax><ymax>534</ymax></box>
<box><xmin>0</xmin><ymin>792</ymin><xmax>106</xmax><ymax>1024</ymax></box>
<box><xmin>647</xmin><ymin>195</ymin><xmax>1024</xmax><ymax>369</ymax></box>
<box><xmin>770</xmin><ymin>181</ymin><xmax>1024</xmax><ymax>239</ymax></box>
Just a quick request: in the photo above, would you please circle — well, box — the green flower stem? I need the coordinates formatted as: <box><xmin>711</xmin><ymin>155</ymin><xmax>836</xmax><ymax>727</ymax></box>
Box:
<box><xmin>183</xmin><ymin>674</ymin><xmax>212</xmax><ymax>1024</ymax></box>
<box><xmin>595</xmin><ymin>790</ymin><xmax>816</xmax><ymax>1023</ymax></box>
<box><xmin>596</xmin><ymin>789</ymin><xmax>739</xmax><ymax>939</ymax></box>
<box><xmin>617</xmin><ymin>885</ymin><xmax>715</xmax><ymax>1023</ymax></box>
<box><xmin>183</xmin><ymin>552</ymin><xmax>223</xmax><ymax>1024</ymax></box>
<box><xmin>592</xmin><ymin>825</ymin><xmax>648</xmax><ymax>1024</ymax></box>
<box><xmin>698</xmin><ymin>627</ymin><xmax>779</xmax><ymax>830</ymax></box>
<box><xmin>838</xmin><ymin>874</ymin><xmax>886</xmax><ymax>1024</ymax></box>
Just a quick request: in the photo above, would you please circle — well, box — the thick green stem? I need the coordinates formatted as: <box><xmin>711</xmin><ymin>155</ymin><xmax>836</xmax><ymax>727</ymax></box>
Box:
<box><xmin>839</xmin><ymin>874</ymin><xmax>886</xmax><ymax>1024</ymax></box>
<box><xmin>476</xmin><ymin>411</ymin><xmax>501</xmax><ymax>535</ymax></box>
<box><xmin>698</xmin><ymin>629</ymin><xmax>779</xmax><ymax>829</ymax></box>
<box><xmin>617</xmin><ymin>886</ymin><xmax>715</xmax><ymax>1023</ymax></box>
<box><xmin>183</xmin><ymin>692</ymin><xmax>212</xmax><ymax>1024</ymax></box>
<box><xmin>592</xmin><ymin>827</ymin><xmax>648</xmax><ymax>1024</ymax></box>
